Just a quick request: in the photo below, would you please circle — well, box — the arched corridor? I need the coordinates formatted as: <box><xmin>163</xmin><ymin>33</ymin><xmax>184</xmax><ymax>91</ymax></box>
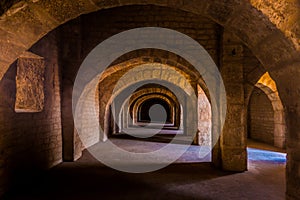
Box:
<box><xmin>0</xmin><ymin>1</ymin><xmax>299</xmax><ymax>199</ymax></box>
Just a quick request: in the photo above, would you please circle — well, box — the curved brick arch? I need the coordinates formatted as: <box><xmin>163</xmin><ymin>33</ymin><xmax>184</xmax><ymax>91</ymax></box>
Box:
<box><xmin>100</xmin><ymin>62</ymin><xmax>198</xmax><ymax>129</ymax></box>
<box><xmin>248</xmin><ymin>86</ymin><xmax>275</xmax><ymax>145</ymax></box>
<box><xmin>255</xmin><ymin>84</ymin><xmax>286</xmax><ymax>148</ymax></box>
<box><xmin>113</xmin><ymin>86</ymin><xmax>180</xmax><ymax>131</ymax></box>
<box><xmin>257</xmin><ymin>72</ymin><xmax>278</xmax><ymax>93</ymax></box>
<box><xmin>100</xmin><ymin>63</ymin><xmax>198</xmax><ymax>141</ymax></box>
<box><xmin>131</xmin><ymin>94</ymin><xmax>177</xmax><ymax>125</ymax></box>
<box><xmin>99</xmin><ymin>49</ymin><xmax>211</xmax><ymax>101</ymax></box>
<box><xmin>126</xmin><ymin>86</ymin><xmax>181</xmax><ymax>130</ymax></box>
<box><xmin>129</xmin><ymin>87</ymin><xmax>179</xmax><ymax>107</ymax></box>
<box><xmin>250</xmin><ymin>0</ymin><xmax>300</xmax><ymax>51</ymax></box>
<box><xmin>110</xmin><ymin>82</ymin><xmax>186</xmax><ymax>136</ymax></box>
<box><xmin>0</xmin><ymin>0</ymin><xmax>299</xmax><ymax>83</ymax></box>
<box><xmin>105</xmin><ymin>64</ymin><xmax>195</xmax><ymax>107</ymax></box>
<box><xmin>255</xmin><ymin>73</ymin><xmax>286</xmax><ymax>148</ymax></box>
<box><xmin>112</xmin><ymin>81</ymin><xmax>212</xmax><ymax>146</ymax></box>
<box><xmin>246</xmin><ymin>72</ymin><xmax>286</xmax><ymax>148</ymax></box>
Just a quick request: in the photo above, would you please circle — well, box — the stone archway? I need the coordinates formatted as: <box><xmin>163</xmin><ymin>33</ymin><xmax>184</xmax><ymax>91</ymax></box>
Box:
<box><xmin>132</xmin><ymin>95</ymin><xmax>176</xmax><ymax>126</ymax></box>
<box><xmin>247</xmin><ymin>72</ymin><xmax>287</xmax><ymax>149</ymax></box>
<box><xmin>254</xmin><ymin>73</ymin><xmax>286</xmax><ymax>148</ymax></box>
<box><xmin>248</xmin><ymin>87</ymin><xmax>275</xmax><ymax>145</ymax></box>
<box><xmin>101</xmin><ymin>63</ymin><xmax>198</xmax><ymax>142</ymax></box>
<box><xmin>1</xmin><ymin>1</ymin><xmax>300</xmax><ymax>198</ymax></box>
<box><xmin>124</xmin><ymin>85</ymin><xmax>181</xmax><ymax>130</ymax></box>
<box><xmin>0</xmin><ymin>0</ymin><xmax>299</xmax><ymax>82</ymax></box>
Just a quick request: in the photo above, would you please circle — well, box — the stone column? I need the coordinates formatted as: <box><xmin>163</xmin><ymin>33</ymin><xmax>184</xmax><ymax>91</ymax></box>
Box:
<box><xmin>272</xmin><ymin>66</ymin><xmax>300</xmax><ymax>200</ymax></box>
<box><xmin>220</xmin><ymin>31</ymin><xmax>247</xmax><ymax>171</ymax></box>
<box><xmin>60</xmin><ymin>19</ymin><xmax>83</xmax><ymax>161</ymax></box>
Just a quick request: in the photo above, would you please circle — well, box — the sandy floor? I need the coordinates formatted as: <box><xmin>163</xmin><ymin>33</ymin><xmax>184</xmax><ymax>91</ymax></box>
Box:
<box><xmin>4</xmin><ymin>139</ymin><xmax>286</xmax><ymax>200</ymax></box>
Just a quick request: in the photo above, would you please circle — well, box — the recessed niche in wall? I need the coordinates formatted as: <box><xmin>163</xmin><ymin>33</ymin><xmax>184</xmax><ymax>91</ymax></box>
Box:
<box><xmin>15</xmin><ymin>52</ymin><xmax>45</xmax><ymax>113</ymax></box>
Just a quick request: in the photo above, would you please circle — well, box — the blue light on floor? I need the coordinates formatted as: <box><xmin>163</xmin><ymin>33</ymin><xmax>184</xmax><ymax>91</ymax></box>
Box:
<box><xmin>247</xmin><ymin>147</ymin><xmax>286</xmax><ymax>163</ymax></box>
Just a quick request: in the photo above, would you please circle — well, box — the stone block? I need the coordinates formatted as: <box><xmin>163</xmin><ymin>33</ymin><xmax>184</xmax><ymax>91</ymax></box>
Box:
<box><xmin>221</xmin><ymin>146</ymin><xmax>247</xmax><ymax>172</ymax></box>
<box><xmin>15</xmin><ymin>53</ymin><xmax>45</xmax><ymax>113</ymax></box>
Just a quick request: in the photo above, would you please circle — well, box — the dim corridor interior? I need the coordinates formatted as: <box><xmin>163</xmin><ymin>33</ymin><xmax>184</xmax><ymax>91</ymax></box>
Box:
<box><xmin>4</xmin><ymin>138</ymin><xmax>286</xmax><ymax>200</ymax></box>
<box><xmin>1</xmin><ymin>2</ymin><xmax>299</xmax><ymax>199</ymax></box>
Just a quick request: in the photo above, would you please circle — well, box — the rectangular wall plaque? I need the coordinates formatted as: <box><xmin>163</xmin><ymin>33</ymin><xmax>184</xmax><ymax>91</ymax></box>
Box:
<box><xmin>15</xmin><ymin>52</ymin><xmax>45</xmax><ymax>113</ymax></box>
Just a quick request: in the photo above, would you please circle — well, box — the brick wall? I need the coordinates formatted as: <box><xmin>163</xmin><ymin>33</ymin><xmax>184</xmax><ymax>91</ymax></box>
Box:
<box><xmin>0</xmin><ymin>31</ymin><xmax>62</xmax><ymax>195</ymax></box>
<box><xmin>248</xmin><ymin>87</ymin><xmax>274</xmax><ymax>145</ymax></box>
<box><xmin>80</xmin><ymin>5</ymin><xmax>221</xmax><ymax>63</ymax></box>
<box><xmin>197</xmin><ymin>85</ymin><xmax>211</xmax><ymax>146</ymax></box>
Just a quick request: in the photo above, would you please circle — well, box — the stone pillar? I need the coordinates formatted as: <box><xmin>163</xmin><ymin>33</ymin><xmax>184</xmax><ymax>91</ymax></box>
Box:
<box><xmin>184</xmin><ymin>93</ymin><xmax>197</xmax><ymax>137</ymax></box>
<box><xmin>123</xmin><ymin>106</ymin><xmax>128</xmax><ymax>129</ymax></box>
<box><xmin>286</xmin><ymin>105</ymin><xmax>300</xmax><ymax>200</ymax></box>
<box><xmin>196</xmin><ymin>85</ymin><xmax>212</xmax><ymax>147</ymax></box>
<box><xmin>273</xmin><ymin>66</ymin><xmax>300</xmax><ymax>200</ymax></box>
<box><xmin>220</xmin><ymin>31</ymin><xmax>247</xmax><ymax>171</ymax></box>
<box><xmin>60</xmin><ymin>19</ymin><xmax>83</xmax><ymax>161</ymax></box>
<box><xmin>273</xmin><ymin>104</ymin><xmax>286</xmax><ymax>148</ymax></box>
<box><xmin>61</xmin><ymin>80</ymin><xmax>75</xmax><ymax>161</ymax></box>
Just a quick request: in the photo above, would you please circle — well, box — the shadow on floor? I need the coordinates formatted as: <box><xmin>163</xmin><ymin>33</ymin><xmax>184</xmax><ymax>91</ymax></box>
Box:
<box><xmin>4</xmin><ymin>139</ymin><xmax>286</xmax><ymax>200</ymax></box>
<box><xmin>110</xmin><ymin>133</ymin><xmax>191</xmax><ymax>144</ymax></box>
<box><xmin>4</xmin><ymin>150</ymin><xmax>234</xmax><ymax>200</ymax></box>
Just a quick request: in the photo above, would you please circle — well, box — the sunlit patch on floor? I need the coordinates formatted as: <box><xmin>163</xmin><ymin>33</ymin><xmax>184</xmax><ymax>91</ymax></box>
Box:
<box><xmin>247</xmin><ymin>148</ymin><xmax>286</xmax><ymax>163</ymax></box>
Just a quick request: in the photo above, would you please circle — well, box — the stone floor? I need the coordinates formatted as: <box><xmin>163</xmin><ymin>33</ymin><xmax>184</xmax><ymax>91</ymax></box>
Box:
<box><xmin>4</xmin><ymin>139</ymin><xmax>286</xmax><ymax>200</ymax></box>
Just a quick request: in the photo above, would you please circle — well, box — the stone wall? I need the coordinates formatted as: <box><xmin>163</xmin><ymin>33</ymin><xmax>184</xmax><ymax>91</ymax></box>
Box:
<box><xmin>197</xmin><ymin>85</ymin><xmax>211</xmax><ymax>146</ymax></box>
<box><xmin>80</xmin><ymin>5</ymin><xmax>221</xmax><ymax>63</ymax></box>
<box><xmin>0</xmin><ymin>31</ymin><xmax>62</xmax><ymax>195</ymax></box>
<box><xmin>248</xmin><ymin>87</ymin><xmax>275</xmax><ymax>145</ymax></box>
